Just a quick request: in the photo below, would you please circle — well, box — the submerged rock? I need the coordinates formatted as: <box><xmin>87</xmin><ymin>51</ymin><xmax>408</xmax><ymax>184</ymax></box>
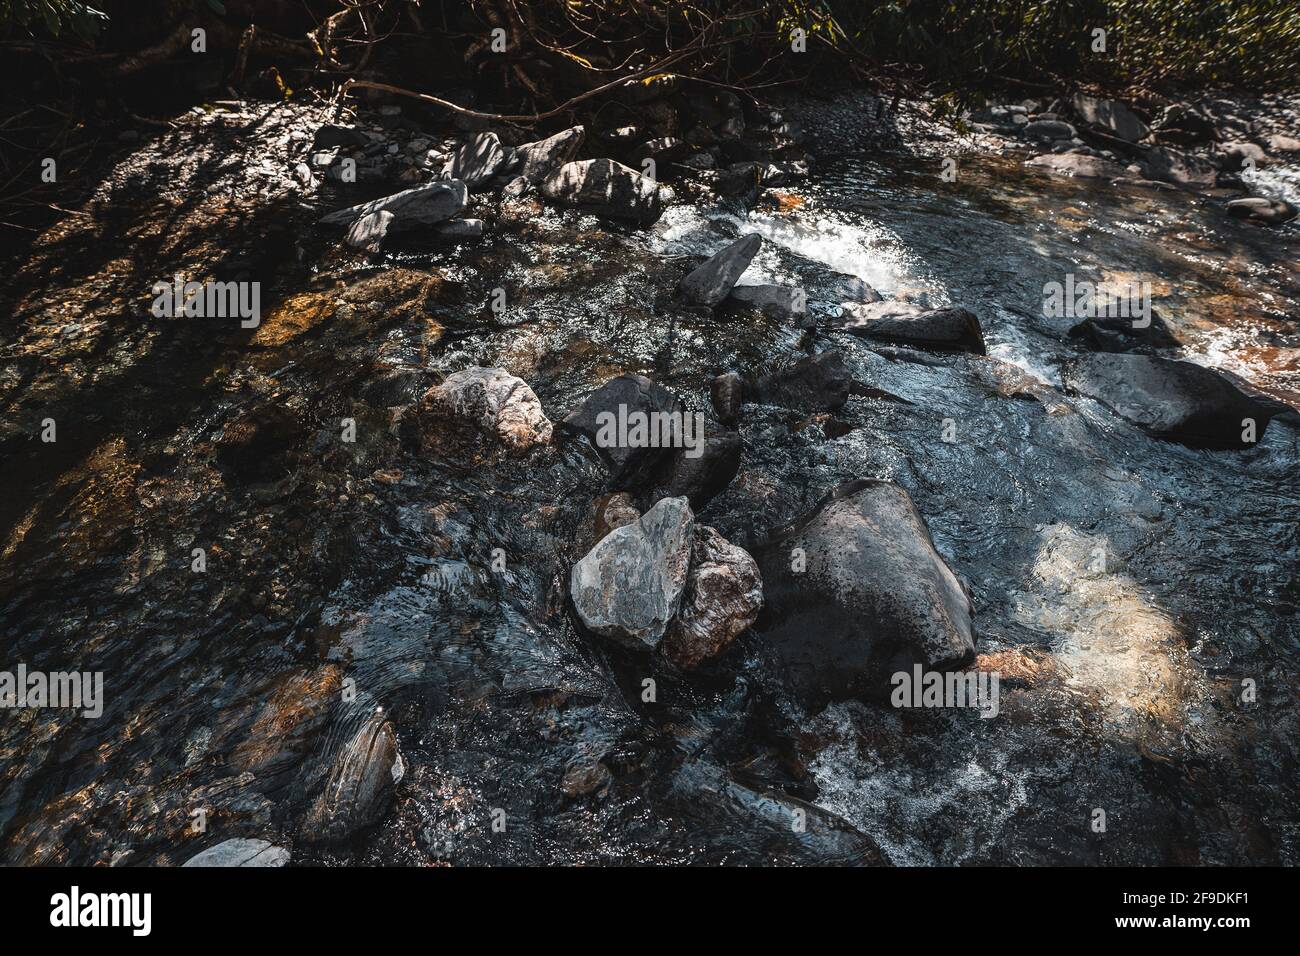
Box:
<box><xmin>679</xmin><ymin>234</ymin><xmax>762</xmax><ymax>307</ymax></box>
<box><xmin>661</xmin><ymin>525</ymin><xmax>763</xmax><ymax>670</ymax></box>
<box><xmin>540</xmin><ymin>158</ymin><xmax>663</xmax><ymax>226</ymax></box>
<box><xmin>319</xmin><ymin>180</ymin><xmax>469</xmax><ymax>228</ymax></box>
<box><xmin>570</xmin><ymin>496</ymin><xmax>695</xmax><ymax>649</ymax></box>
<box><xmin>1025</xmin><ymin>152</ymin><xmax>1124</xmax><ymax>179</ymax></box>
<box><xmin>752</xmin><ymin>351</ymin><xmax>852</xmax><ymax>412</ymax></box>
<box><xmin>559</xmin><ymin>373</ymin><xmax>683</xmax><ymax>481</ymax></box>
<box><xmin>753</xmin><ymin>480</ymin><xmax>975</xmax><ymax>706</ymax></box>
<box><xmin>303</xmin><ymin>713</ymin><xmax>404</xmax><ymax>843</ymax></box>
<box><xmin>1063</xmin><ymin>354</ymin><xmax>1273</xmax><ymax>449</ymax></box>
<box><xmin>1068</xmin><ymin>311</ymin><xmax>1181</xmax><ymax>353</ymax></box>
<box><xmin>1226</xmin><ymin>197</ymin><xmax>1298</xmax><ymax>226</ymax></box>
<box><xmin>711</xmin><ymin>371</ymin><xmax>745</xmax><ymax>426</ymax></box>
<box><xmin>836</xmin><ymin>305</ymin><xmax>986</xmax><ymax>354</ymax></box>
<box><xmin>728</xmin><ymin>283</ymin><xmax>804</xmax><ymax>321</ymax></box>
<box><xmin>419</xmin><ymin>366</ymin><xmax>553</xmax><ymax>451</ymax></box>
<box><xmin>182</xmin><ymin>838</ymin><xmax>290</xmax><ymax>867</ymax></box>
<box><xmin>513</xmin><ymin>125</ymin><xmax>585</xmax><ymax>184</ymax></box>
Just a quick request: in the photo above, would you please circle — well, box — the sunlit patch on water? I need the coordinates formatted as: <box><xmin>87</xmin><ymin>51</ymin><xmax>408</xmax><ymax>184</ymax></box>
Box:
<box><xmin>1012</xmin><ymin>523</ymin><xmax>1210</xmax><ymax>749</ymax></box>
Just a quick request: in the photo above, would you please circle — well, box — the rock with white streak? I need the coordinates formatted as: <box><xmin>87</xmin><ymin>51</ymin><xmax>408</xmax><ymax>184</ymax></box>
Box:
<box><xmin>570</xmin><ymin>496</ymin><xmax>695</xmax><ymax>649</ymax></box>
<box><xmin>183</xmin><ymin>838</ymin><xmax>290</xmax><ymax>867</ymax></box>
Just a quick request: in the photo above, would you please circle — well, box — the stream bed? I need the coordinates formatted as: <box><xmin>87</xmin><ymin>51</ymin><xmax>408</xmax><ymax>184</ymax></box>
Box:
<box><xmin>1</xmin><ymin>92</ymin><xmax>1297</xmax><ymax>865</ymax></box>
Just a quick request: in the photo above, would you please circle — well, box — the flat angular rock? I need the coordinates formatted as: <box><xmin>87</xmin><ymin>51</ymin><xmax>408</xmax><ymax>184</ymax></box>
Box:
<box><xmin>559</xmin><ymin>373</ymin><xmax>683</xmax><ymax>481</ymax></box>
<box><xmin>752</xmin><ymin>351</ymin><xmax>851</xmax><ymax>412</ymax></box>
<box><xmin>312</xmin><ymin>124</ymin><xmax>369</xmax><ymax>150</ymax></box>
<box><xmin>836</xmin><ymin>305</ymin><xmax>986</xmax><ymax>355</ymax></box>
<box><xmin>753</xmin><ymin>480</ymin><xmax>975</xmax><ymax>705</ymax></box>
<box><xmin>320</xmin><ymin>180</ymin><xmax>468</xmax><ymax>228</ymax></box>
<box><xmin>444</xmin><ymin>131</ymin><xmax>507</xmax><ymax>189</ymax></box>
<box><xmin>183</xmin><ymin>838</ymin><xmax>290</xmax><ymax>868</ymax></box>
<box><xmin>514</xmin><ymin>125</ymin><xmax>585</xmax><ymax>183</ymax></box>
<box><xmin>420</xmin><ymin>366</ymin><xmax>553</xmax><ymax>450</ymax></box>
<box><xmin>1071</xmin><ymin>94</ymin><xmax>1150</xmax><ymax>143</ymax></box>
<box><xmin>540</xmin><ymin>158</ymin><xmax>663</xmax><ymax>226</ymax></box>
<box><xmin>661</xmin><ymin>526</ymin><xmax>763</xmax><ymax>670</ymax></box>
<box><xmin>570</xmin><ymin>496</ymin><xmax>695</xmax><ymax>649</ymax></box>
<box><xmin>679</xmin><ymin>234</ymin><xmax>762</xmax><ymax>307</ymax></box>
<box><xmin>1063</xmin><ymin>353</ymin><xmax>1272</xmax><ymax>448</ymax></box>
<box><xmin>303</xmin><ymin>713</ymin><xmax>404</xmax><ymax>843</ymax></box>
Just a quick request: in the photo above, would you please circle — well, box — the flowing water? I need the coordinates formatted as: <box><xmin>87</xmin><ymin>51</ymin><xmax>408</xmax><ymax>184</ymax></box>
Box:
<box><xmin>1</xmin><ymin>95</ymin><xmax>1297</xmax><ymax>865</ymax></box>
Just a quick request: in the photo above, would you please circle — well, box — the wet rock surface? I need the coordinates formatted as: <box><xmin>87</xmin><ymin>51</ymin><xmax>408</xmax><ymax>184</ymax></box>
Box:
<box><xmin>303</xmin><ymin>713</ymin><xmax>404</xmax><ymax>843</ymax></box>
<box><xmin>1063</xmin><ymin>354</ymin><xmax>1272</xmax><ymax>448</ymax></box>
<box><xmin>752</xmin><ymin>481</ymin><xmax>976</xmax><ymax>706</ymax></box>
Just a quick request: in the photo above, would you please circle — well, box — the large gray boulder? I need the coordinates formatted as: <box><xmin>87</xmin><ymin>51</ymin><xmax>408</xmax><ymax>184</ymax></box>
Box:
<box><xmin>418</xmin><ymin>366</ymin><xmax>553</xmax><ymax>451</ymax></box>
<box><xmin>1071</xmin><ymin>94</ymin><xmax>1150</xmax><ymax>143</ymax></box>
<box><xmin>753</xmin><ymin>480</ymin><xmax>975</xmax><ymax>706</ymax></box>
<box><xmin>303</xmin><ymin>713</ymin><xmax>404</xmax><ymax>843</ymax></box>
<box><xmin>679</xmin><ymin>234</ymin><xmax>762</xmax><ymax>307</ymax></box>
<box><xmin>570</xmin><ymin>496</ymin><xmax>695</xmax><ymax>649</ymax></box>
<box><xmin>1063</xmin><ymin>353</ymin><xmax>1273</xmax><ymax>448</ymax></box>
<box><xmin>183</xmin><ymin>838</ymin><xmax>290</xmax><ymax>867</ymax></box>
<box><xmin>540</xmin><ymin>158</ymin><xmax>663</xmax><ymax>226</ymax></box>
<box><xmin>443</xmin><ymin>131</ymin><xmax>507</xmax><ymax>189</ymax></box>
<box><xmin>513</xmin><ymin>125</ymin><xmax>585</xmax><ymax>183</ymax></box>
<box><xmin>319</xmin><ymin>180</ymin><xmax>469</xmax><ymax>228</ymax></box>
<box><xmin>835</xmin><ymin>305</ymin><xmax>986</xmax><ymax>354</ymax></box>
<box><xmin>661</xmin><ymin>525</ymin><xmax>763</xmax><ymax>670</ymax></box>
